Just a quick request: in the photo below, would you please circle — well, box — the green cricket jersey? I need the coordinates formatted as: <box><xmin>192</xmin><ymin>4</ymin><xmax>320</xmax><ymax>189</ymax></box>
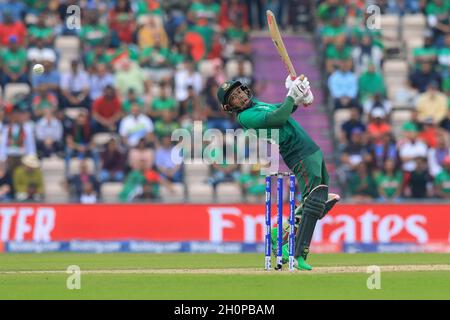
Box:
<box><xmin>237</xmin><ymin>97</ymin><xmax>320</xmax><ymax>169</ymax></box>
<box><xmin>435</xmin><ymin>170</ymin><xmax>450</xmax><ymax>195</ymax></box>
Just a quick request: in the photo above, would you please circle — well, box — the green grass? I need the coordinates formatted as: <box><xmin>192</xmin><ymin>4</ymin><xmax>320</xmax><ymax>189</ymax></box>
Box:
<box><xmin>0</xmin><ymin>253</ymin><xmax>449</xmax><ymax>299</ymax></box>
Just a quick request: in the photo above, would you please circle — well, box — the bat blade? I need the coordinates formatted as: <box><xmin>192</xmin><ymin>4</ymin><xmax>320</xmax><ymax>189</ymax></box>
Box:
<box><xmin>266</xmin><ymin>10</ymin><xmax>298</xmax><ymax>80</ymax></box>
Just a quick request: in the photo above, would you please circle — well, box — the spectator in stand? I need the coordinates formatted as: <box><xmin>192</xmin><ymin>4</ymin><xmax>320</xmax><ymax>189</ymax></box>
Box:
<box><xmin>440</xmin><ymin>108</ymin><xmax>450</xmax><ymax>133</ymax></box>
<box><xmin>99</xmin><ymin>138</ymin><xmax>126</xmax><ymax>183</ymax></box>
<box><xmin>0</xmin><ymin>12</ymin><xmax>26</xmax><ymax>46</ymax></box>
<box><xmin>232</xmin><ymin>59</ymin><xmax>255</xmax><ymax>91</ymax></box>
<box><xmin>204</xmin><ymin>80</ymin><xmax>234</xmax><ymax>132</ymax></box>
<box><xmin>155</xmin><ymin>135</ymin><xmax>183</xmax><ymax>183</ymax></box>
<box><xmin>223</xmin><ymin>17</ymin><xmax>252</xmax><ymax>59</ymax></box>
<box><xmin>84</xmin><ymin>44</ymin><xmax>111</xmax><ymax>71</ymax></box>
<box><xmin>408</xmin><ymin>157</ymin><xmax>432</xmax><ymax>199</ymax></box>
<box><xmin>219</xmin><ymin>0</ymin><xmax>249</xmax><ymax>30</ymax></box>
<box><xmin>363</xmin><ymin>92</ymin><xmax>392</xmax><ymax>116</ymax></box>
<box><xmin>60</xmin><ymin>60</ymin><xmax>91</xmax><ymax>109</ymax></box>
<box><xmin>89</xmin><ymin>63</ymin><xmax>114</xmax><ymax>101</ymax></box>
<box><xmin>428</xmin><ymin>130</ymin><xmax>450</xmax><ymax>177</ymax></box>
<box><xmin>79</xmin><ymin>9</ymin><xmax>110</xmax><ymax>50</ymax></box>
<box><xmin>398</xmin><ymin>122</ymin><xmax>428</xmax><ymax>173</ymax></box>
<box><xmin>437</xmin><ymin>34</ymin><xmax>450</xmax><ymax>71</ymax></box>
<box><xmin>35</xmin><ymin>108</ymin><xmax>63</xmax><ymax>158</ymax></box>
<box><xmin>434</xmin><ymin>155</ymin><xmax>450</xmax><ymax>199</ymax></box>
<box><xmin>207</xmin><ymin>148</ymin><xmax>240</xmax><ymax>199</ymax></box>
<box><xmin>119</xmin><ymin>104</ymin><xmax>154</xmax><ymax>148</ymax></box>
<box><xmin>325</xmin><ymin>34</ymin><xmax>352</xmax><ymax>74</ymax></box>
<box><xmin>27</xmin><ymin>38</ymin><xmax>57</xmax><ymax>66</ymax></box>
<box><xmin>368</xmin><ymin>132</ymin><xmax>398</xmax><ymax>171</ymax></box>
<box><xmin>1</xmin><ymin>35</ymin><xmax>28</xmax><ymax>87</ymax></box>
<box><xmin>419</xmin><ymin>117</ymin><xmax>441</xmax><ymax>148</ymax></box>
<box><xmin>66</xmin><ymin>159</ymin><xmax>100</xmax><ymax>202</ymax></box>
<box><xmin>367</xmin><ymin>108</ymin><xmax>392</xmax><ymax>146</ymax></box>
<box><xmin>139</xmin><ymin>36</ymin><xmax>173</xmax><ymax>84</ymax></box>
<box><xmin>425</xmin><ymin>0</ymin><xmax>450</xmax><ymax>48</ymax></box>
<box><xmin>415</xmin><ymin>82</ymin><xmax>447</xmax><ymax>124</ymax></box>
<box><xmin>0</xmin><ymin>107</ymin><xmax>36</xmax><ymax>169</ymax></box>
<box><xmin>412</xmin><ymin>36</ymin><xmax>438</xmax><ymax>70</ymax></box>
<box><xmin>148</xmin><ymin>83</ymin><xmax>178</xmax><ymax>119</ymax></box>
<box><xmin>154</xmin><ymin>110</ymin><xmax>180</xmax><ymax>140</ymax></box>
<box><xmin>409</xmin><ymin>62</ymin><xmax>442</xmax><ymax>93</ymax></box>
<box><xmin>79</xmin><ymin>181</ymin><xmax>98</xmax><ymax>204</ymax></box>
<box><xmin>375</xmin><ymin>158</ymin><xmax>403</xmax><ymax>201</ymax></box>
<box><xmin>0</xmin><ymin>2</ymin><xmax>26</xmax><ymax>23</ymax></box>
<box><xmin>92</xmin><ymin>85</ymin><xmax>122</xmax><ymax>133</ymax></box>
<box><xmin>358</xmin><ymin>62</ymin><xmax>386</xmax><ymax>104</ymax></box>
<box><xmin>393</xmin><ymin>80</ymin><xmax>419</xmax><ymax>108</ymax></box>
<box><xmin>31</xmin><ymin>59</ymin><xmax>60</xmax><ymax>96</ymax></box>
<box><xmin>328</xmin><ymin>60</ymin><xmax>358</xmax><ymax>109</ymax></box>
<box><xmin>64</xmin><ymin>110</ymin><xmax>99</xmax><ymax>178</ymax></box>
<box><xmin>348</xmin><ymin>162</ymin><xmax>378</xmax><ymax>202</ymax></box>
<box><xmin>175</xmin><ymin>60</ymin><xmax>203</xmax><ymax>102</ymax></box>
<box><xmin>179</xmin><ymin>85</ymin><xmax>201</xmax><ymax>122</ymax></box>
<box><xmin>352</xmin><ymin>34</ymin><xmax>383</xmax><ymax>75</ymax></box>
<box><xmin>128</xmin><ymin>137</ymin><xmax>155</xmax><ymax>171</ymax></box>
<box><xmin>337</xmin><ymin>127</ymin><xmax>370</xmax><ymax>191</ymax></box>
<box><xmin>13</xmin><ymin>154</ymin><xmax>44</xmax><ymax>202</ymax></box>
<box><xmin>28</xmin><ymin>13</ymin><xmax>55</xmax><ymax>47</ymax></box>
<box><xmin>239</xmin><ymin>163</ymin><xmax>265</xmax><ymax>202</ymax></box>
<box><xmin>119</xmin><ymin>159</ymin><xmax>161</xmax><ymax>202</ymax></box>
<box><xmin>137</xmin><ymin>15</ymin><xmax>169</xmax><ymax>50</ymax></box>
<box><xmin>31</xmin><ymin>87</ymin><xmax>58</xmax><ymax>119</ymax></box>
<box><xmin>340</xmin><ymin>106</ymin><xmax>366</xmax><ymax>145</ymax></box>
<box><xmin>0</xmin><ymin>162</ymin><xmax>13</xmax><ymax>201</ymax></box>
<box><xmin>108</xmin><ymin>0</ymin><xmax>135</xmax><ymax>45</ymax></box>
<box><xmin>122</xmin><ymin>88</ymin><xmax>145</xmax><ymax>114</ymax></box>
<box><xmin>188</xmin><ymin>0</ymin><xmax>220</xmax><ymax>25</ymax></box>
<box><xmin>114</xmin><ymin>59</ymin><xmax>149</xmax><ymax>98</ymax></box>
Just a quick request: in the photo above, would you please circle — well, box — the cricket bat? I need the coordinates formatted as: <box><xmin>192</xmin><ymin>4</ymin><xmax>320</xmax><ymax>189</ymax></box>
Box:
<box><xmin>266</xmin><ymin>10</ymin><xmax>303</xmax><ymax>81</ymax></box>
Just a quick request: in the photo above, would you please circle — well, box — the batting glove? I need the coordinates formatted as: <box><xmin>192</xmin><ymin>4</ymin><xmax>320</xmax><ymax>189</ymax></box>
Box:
<box><xmin>286</xmin><ymin>76</ymin><xmax>311</xmax><ymax>104</ymax></box>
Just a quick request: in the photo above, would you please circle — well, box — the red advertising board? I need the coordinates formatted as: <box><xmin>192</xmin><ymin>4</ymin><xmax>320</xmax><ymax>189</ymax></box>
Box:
<box><xmin>0</xmin><ymin>204</ymin><xmax>448</xmax><ymax>244</ymax></box>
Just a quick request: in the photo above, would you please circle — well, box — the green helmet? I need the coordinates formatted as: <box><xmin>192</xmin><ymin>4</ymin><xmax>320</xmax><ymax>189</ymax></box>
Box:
<box><xmin>217</xmin><ymin>80</ymin><xmax>252</xmax><ymax>113</ymax></box>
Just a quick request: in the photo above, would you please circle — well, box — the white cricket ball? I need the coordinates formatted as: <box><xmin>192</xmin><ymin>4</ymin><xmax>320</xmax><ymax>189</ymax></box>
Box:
<box><xmin>32</xmin><ymin>63</ymin><xmax>45</xmax><ymax>74</ymax></box>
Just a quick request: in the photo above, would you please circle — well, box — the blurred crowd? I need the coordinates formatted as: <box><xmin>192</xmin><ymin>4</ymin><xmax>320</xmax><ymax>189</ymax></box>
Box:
<box><xmin>0</xmin><ymin>0</ymin><xmax>305</xmax><ymax>203</ymax></box>
<box><xmin>318</xmin><ymin>0</ymin><xmax>450</xmax><ymax>201</ymax></box>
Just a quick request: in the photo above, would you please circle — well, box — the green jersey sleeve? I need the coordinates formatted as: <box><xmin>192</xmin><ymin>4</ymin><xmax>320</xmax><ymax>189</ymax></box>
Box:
<box><xmin>238</xmin><ymin>97</ymin><xmax>295</xmax><ymax>128</ymax></box>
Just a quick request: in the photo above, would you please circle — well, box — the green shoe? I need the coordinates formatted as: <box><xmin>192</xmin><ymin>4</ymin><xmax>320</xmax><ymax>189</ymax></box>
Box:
<box><xmin>295</xmin><ymin>256</ymin><xmax>313</xmax><ymax>271</ymax></box>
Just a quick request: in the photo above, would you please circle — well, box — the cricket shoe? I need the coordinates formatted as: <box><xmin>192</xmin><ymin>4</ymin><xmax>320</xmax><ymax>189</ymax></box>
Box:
<box><xmin>295</xmin><ymin>256</ymin><xmax>312</xmax><ymax>271</ymax></box>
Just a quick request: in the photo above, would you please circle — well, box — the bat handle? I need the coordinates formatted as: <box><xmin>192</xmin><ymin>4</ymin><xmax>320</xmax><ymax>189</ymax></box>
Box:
<box><xmin>291</xmin><ymin>74</ymin><xmax>305</xmax><ymax>81</ymax></box>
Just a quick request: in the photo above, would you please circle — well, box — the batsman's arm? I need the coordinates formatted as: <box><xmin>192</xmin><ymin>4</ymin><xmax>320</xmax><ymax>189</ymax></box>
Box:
<box><xmin>265</xmin><ymin>96</ymin><xmax>295</xmax><ymax>126</ymax></box>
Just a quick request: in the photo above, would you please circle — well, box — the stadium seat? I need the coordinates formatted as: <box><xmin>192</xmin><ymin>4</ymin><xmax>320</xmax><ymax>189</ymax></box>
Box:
<box><xmin>380</xmin><ymin>14</ymin><xmax>400</xmax><ymax>34</ymax></box>
<box><xmin>216</xmin><ymin>182</ymin><xmax>243</xmax><ymax>203</ymax></box>
<box><xmin>160</xmin><ymin>183</ymin><xmax>186</xmax><ymax>202</ymax></box>
<box><xmin>69</xmin><ymin>158</ymin><xmax>95</xmax><ymax>175</ymax></box>
<box><xmin>55</xmin><ymin>36</ymin><xmax>80</xmax><ymax>58</ymax></box>
<box><xmin>405</xmin><ymin>37</ymin><xmax>425</xmax><ymax>64</ymax></box>
<box><xmin>101</xmin><ymin>182</ymin><xmax>123</xmax><ymax>203</ymax></box>
<box><xmin>64</xmin><ymin>107</ymin><xmax>89</xmax><ymax>120</ymax></box>
<box><xmin>402</xmin><ymin>14</ymin><xmax>426</xmax><ymax>31</ymax></box>
<box><xmin>184</xmin><ymin>163</ymin><xmax>209</xmax><ymax>184</ymax></box>
<box><xmin>188</xmin><ymin>183</ymin><xmax>214</xmax><ymax>203</ymax></box>
<box><xmin>225</xmin><ymin>60</ymin><xmax>252</xmax><ymax>78</ymax></box>
<box><xmin>391</xmin><ymin>110</ymin><xmax>413</xmax><ymax>137</ymax></box>
<box><xmin>383</xmin><ymin>59</ymin><xmax>409</xmax><ymax>74</ymax></box>
<box><xmin>93</xmin><ymin>133</ymin><xmax>117</xmax><ymax>147</ymax></box>
<box><xmin>333</xmin><ymin>109</ymin><xmax>351</xmax><ymax>138</ymax></box>
<box><xmin>198</xmin><ymin>60</ymin><xmax>214</xmax><ymax>78</ymax></box>
<box><xmin>4</xmin><ymin>83</ymin><xmax>30</xmax><ymax>103</ymax></box>
<box><xmin>41</xmin><ymin>156</ymin><xmax>64</xmax><ymax>172</ymax></box>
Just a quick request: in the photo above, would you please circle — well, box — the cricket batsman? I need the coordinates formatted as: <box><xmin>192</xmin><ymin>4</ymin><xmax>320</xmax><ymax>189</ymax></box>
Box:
<box><xmin>217</xmin><ymin>76</ymin><xmax>340</xmax><ymax>270</ymax></box>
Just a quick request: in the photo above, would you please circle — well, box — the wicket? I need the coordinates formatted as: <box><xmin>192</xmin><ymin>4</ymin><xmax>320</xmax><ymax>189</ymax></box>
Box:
<box><xmin>265</xmin><ymin>172</ymin><xmax>296</xmax><ymax>271</ymax></box>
